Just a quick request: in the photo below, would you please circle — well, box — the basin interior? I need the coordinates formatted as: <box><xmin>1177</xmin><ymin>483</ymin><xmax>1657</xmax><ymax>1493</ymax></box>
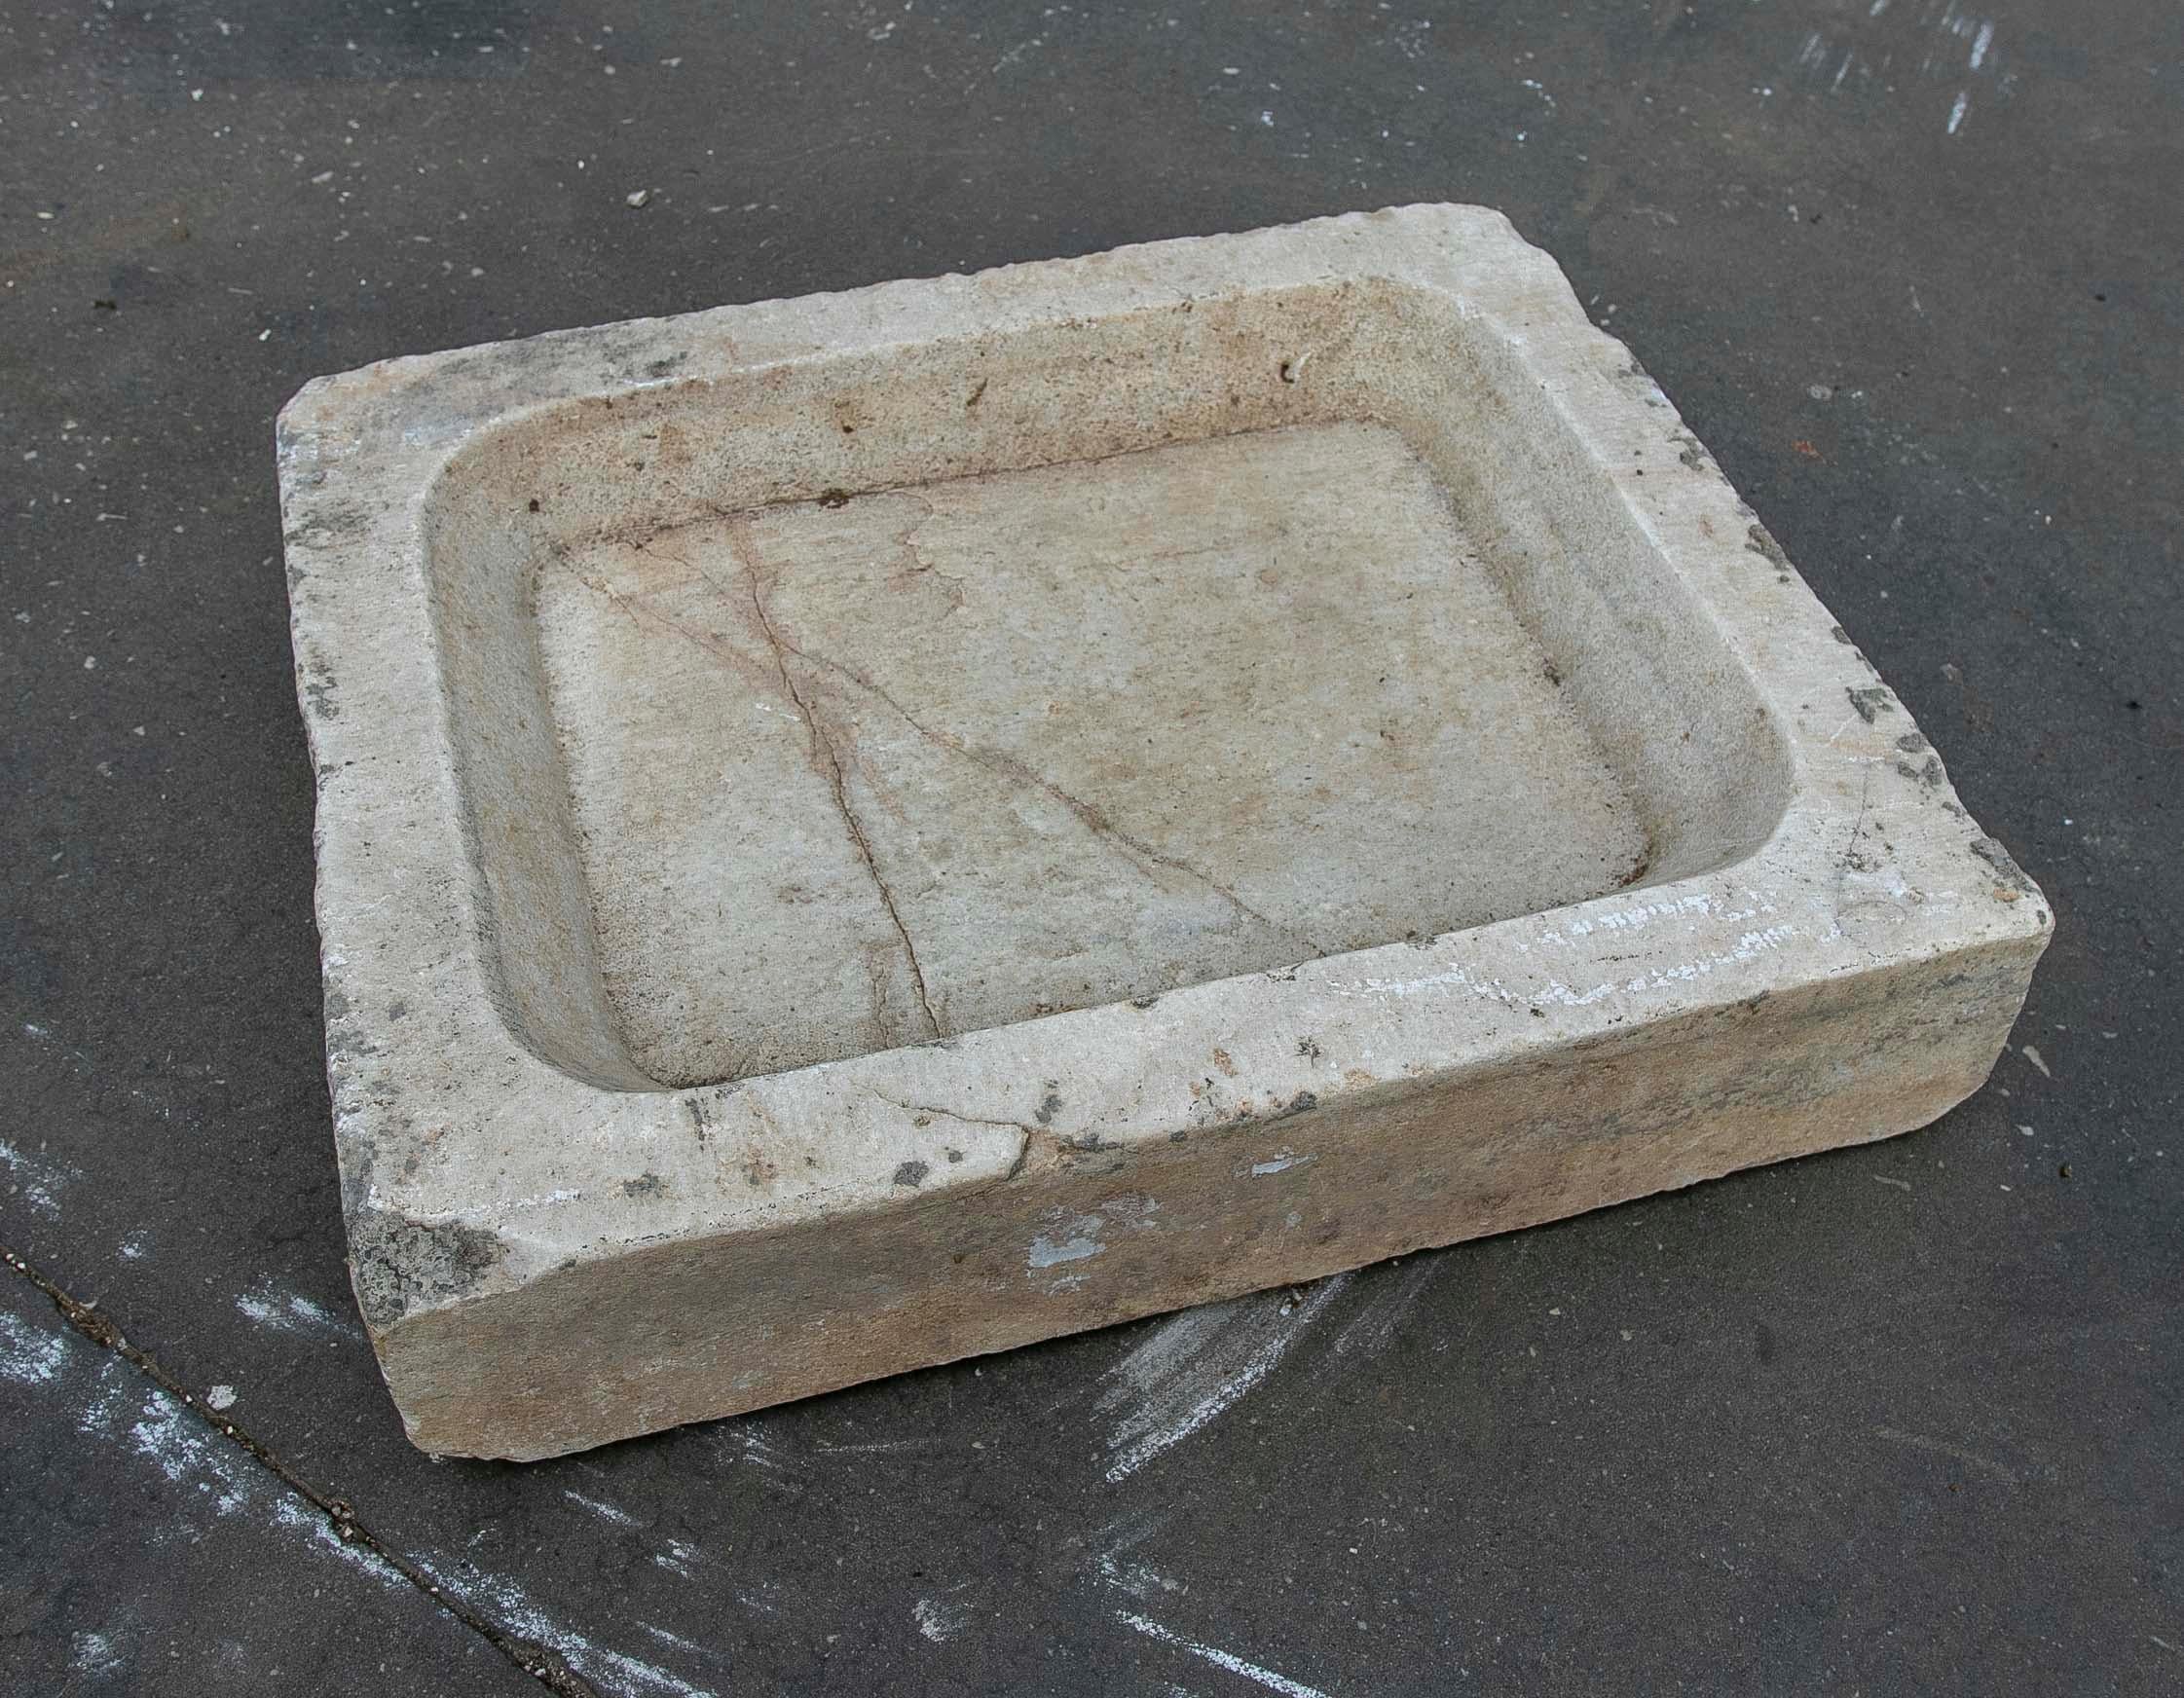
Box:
<box><xmin>422</xmin><ymin>277</ymin><xmax>1794</xmax><ymax>1090</ymax></box>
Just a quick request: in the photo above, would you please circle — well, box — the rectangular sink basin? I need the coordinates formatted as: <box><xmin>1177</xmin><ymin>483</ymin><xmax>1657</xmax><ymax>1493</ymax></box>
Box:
<box><xmin>278</xmin><ymin>205</ymin><xmax>2051</xmax><ymax>1459</ymax></box>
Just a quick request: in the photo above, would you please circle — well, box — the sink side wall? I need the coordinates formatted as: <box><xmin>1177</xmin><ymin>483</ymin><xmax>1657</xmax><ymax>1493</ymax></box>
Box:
<box><xmin>375</xmin><ymin>930</ymin><xmax>2040</xmax><ymax>1458</ymax></box>
<box><xmin>1343</xmin><ymin>287</ymin><xmax>1797</xmax><ymax>882</ymax></box>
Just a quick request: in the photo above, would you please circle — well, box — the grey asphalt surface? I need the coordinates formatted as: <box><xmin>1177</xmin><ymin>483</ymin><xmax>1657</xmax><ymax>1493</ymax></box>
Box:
<box><xmin>3</xmin><ymin>2</ymin><xmax>2179</xmax><ymax>1693</ymax></box>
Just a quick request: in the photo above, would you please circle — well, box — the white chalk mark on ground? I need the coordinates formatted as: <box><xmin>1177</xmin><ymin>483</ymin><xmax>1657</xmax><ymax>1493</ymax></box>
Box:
<box><xmin>641</xmin><ymin>1622</ymin><xmax>722</xmax><ymax>1661</ymax></box>
<box><xmin>807</xmin><ymin>1435</ymin><xmax>944</xmax><ymax>1458</ymax></box>
<box><xmin>914</xmin><ymin>1592</ymin><xmax>970</xmax><ymax>1643</ymax></box>
<box><xmin>1329</xmin><ymin>1260</ymin><xmax>1442</xmax><ymax>1361</ymax></box>
<box><xmin>0</xmin><ymin>1137</ymin><xmax>77</xmax><ymax>1219</ymax></box>
<box><xmin>270</xmin><ymin>1495</ymin><xmax>406</xmax><ymax>1586</ymax></box>
<box><xmin>1097</xmin><ymin>1277</ymin><xmax>1351</xmax><ymax>1482</ymax></box>
<box><xmin>564</xmin><ymin>1489</ymin><xmax>642</xmax><ymax>1528</ymax></box>
<box><xmin>235</xmin><ymin>1276</ymin><xmax>361</xmax><ymax>1340</ymax></box>
<box><xmin>69</xmin><ymin>1630</ymin><xmax>126</xmax><ymax>1680</ymax></box>
<box><xmin>412</xmin><ymin>1554</ymin><xmax>719</xmax><ymax>1698</ymax></box>
<box><xmin>720</xmin><ymin>1421</ymin><xmax>806</xmax><ymax>1490</ymax></box>
<box><xmin>128</xmin><ymin>1390</ymin><xmax>253</xmax><ymax>1517</ymax></box>
<box><xmin>10</xmin><ymin>1298</ymin><xmax>714</xmax><ymax>1698</ymax></box>
<box><xmin>1115</xmin><ymin>1610</ymin><xmax>1334</xmax><ymax>1698</ymax></box>
<box><xmin>1873</xmin><ymin>1423</ymin><xmax>2016</xmax><ymax>1485</ymax></box>
<box><xmin>1097</xmin><ymin>1551</ymin><xmax>1189</xmax><ymax>1603</ymax></box>
<box><xmin>0</xmin><ymin>1310</ymin><xmax>68</xmax><ymax>1383</ymax></box>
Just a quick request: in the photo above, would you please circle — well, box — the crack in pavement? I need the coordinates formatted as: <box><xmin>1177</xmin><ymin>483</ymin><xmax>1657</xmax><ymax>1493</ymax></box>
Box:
<box><xmin>1</xmin><ymin>1243</ymin><xmax>604</xmax><ymax>1698</ymax></box>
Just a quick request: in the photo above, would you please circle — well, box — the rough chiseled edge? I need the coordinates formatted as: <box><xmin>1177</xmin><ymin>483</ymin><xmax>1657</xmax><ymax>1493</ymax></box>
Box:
<box><xmin>277</xmin><ymin>204</ymin><xmax>2054</xmax><ymax>1427</ymax></box>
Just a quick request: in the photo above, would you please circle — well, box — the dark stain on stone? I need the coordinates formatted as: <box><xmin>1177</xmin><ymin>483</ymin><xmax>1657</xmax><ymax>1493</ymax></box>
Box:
<box><xmin>1034</xmin><ymin>1087</ymin><xmax>1063</xmax><ymax>1126</ymax></box>
<box><xmin>893</xmin><ymin>1160</ymin><xmax>930</xmax><ymax>1188</ymax></box>
<box><xmin>1744</xmin><ymin>522</ymin><xmax>1792</xmax><ymax>570</ymax></box>
<box><xmin>620</xmin><ymin>1173</ymin><xmax>666</xmax><ymax>1199</ymax></box>
<box><xmin>1848</xmin><ymin>685</ymin><xmax>1895</xmax><ymax>722</ymax></box>
<box><xmin>1970</xmin><ymin>835</ymin><xmax>2036</xmax><ymax>894</ymax></box>
<box><xmin>1129</xmin><ymin>994</ymin><xmax>1161</xmax><ymax>1010</ymax></box>
<box><xmin>1895</xmin><ymin>731</ymin><xmax>1931</xmax><ymax>755</ymax></box>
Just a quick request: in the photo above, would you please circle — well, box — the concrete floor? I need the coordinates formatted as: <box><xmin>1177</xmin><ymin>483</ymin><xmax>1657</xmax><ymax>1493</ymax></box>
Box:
<box><xmin>3</xmin><ymin>2</ymin><xmax>2177</xmax><ymax>1693</ymax></box>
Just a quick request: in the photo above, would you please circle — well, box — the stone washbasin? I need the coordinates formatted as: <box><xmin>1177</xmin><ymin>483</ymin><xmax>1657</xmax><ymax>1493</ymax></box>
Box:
<box><xmin>278</xmin><ymin>205</ymin><xmax>2050</xmax><ymax>1458</ymax></box>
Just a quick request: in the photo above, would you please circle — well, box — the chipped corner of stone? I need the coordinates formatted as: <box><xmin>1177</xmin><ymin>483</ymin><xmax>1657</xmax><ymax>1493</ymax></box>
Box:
<box><xmin>342</xmin><ymin>1201</ymin><xmax>510</xmax><ymax>1337</ymax></box>
<box><xmin>1965</xmin><ymin>830</ymin><xmax>2053</xmax><ymax>930</ymax></box>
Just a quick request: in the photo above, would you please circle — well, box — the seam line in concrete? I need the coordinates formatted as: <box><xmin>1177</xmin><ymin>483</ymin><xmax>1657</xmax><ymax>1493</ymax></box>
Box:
<box><xmin>0</xmin><ymin>1242</ymin><xmax>603</xmax><ymax>1698</ymax></box>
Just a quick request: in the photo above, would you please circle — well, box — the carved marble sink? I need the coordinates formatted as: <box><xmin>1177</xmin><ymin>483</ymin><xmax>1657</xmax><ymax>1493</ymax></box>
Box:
<box><xmin>279</xmin><ymin>205</ymin><xmax>2049</xmax><ymax>1458</ymax></box>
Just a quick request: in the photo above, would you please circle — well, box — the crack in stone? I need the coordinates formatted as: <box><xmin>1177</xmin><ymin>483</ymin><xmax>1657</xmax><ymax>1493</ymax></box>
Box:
<box><xmin>862</xmin><ymin>1093</ymin><xmax>1059</xmax><ymax>1179</ymax></box>
<box><xmin>886</xmin><ymin>493</ymin><xmax>967</xmax><ymax>613</ymax></box>
<box><xmin>547</xmin><ymin>544</ymin><xmax>774</xmax><ymax>700</ymax></box>
<box><xmin>551</xmin><ymin>503</ymin><xmax>1329</xmax><ymax>1041</ymax></box>
<box><xmin>724</xmin><ymin>518</ymin><xmax>944</xmax><ymax>1044</ymax></box>
<box><xmin>777</xmin><ymin>639</ymin><xmax>1331</xmax><ymax>958</ymax></box>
